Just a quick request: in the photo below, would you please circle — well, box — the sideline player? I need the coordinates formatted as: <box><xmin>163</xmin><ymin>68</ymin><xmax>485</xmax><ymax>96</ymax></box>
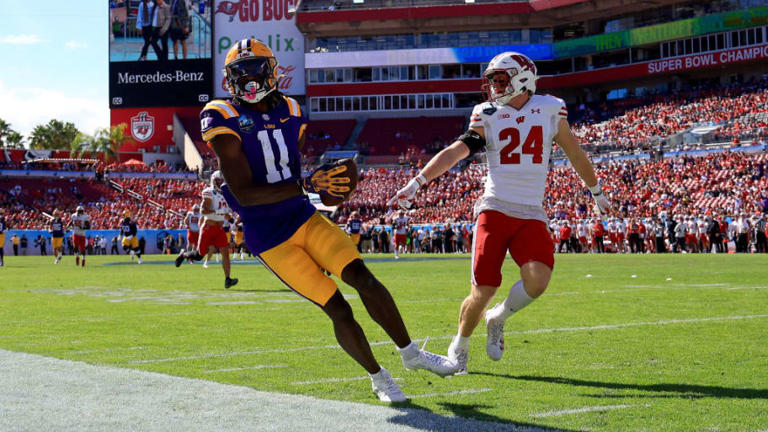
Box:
<box><xmin>175</xmin><ymin>171</ymin><xmax>238</xmax><ymax>288</ymax></box>
<box><xmin>0</xmin><ymin>208</ymin><xmax>6</xmax><ymax>266</ymax></box>
<box><xmin>68</xmin><ymin>206</ymin><xmax>90</xmax><ymax>267</ymax></box>
<box><xmin>345</xmin><ymin>211</ymin><xmax>363</xmax><ymax>252</ymax></box>
<box><xmin>392</xmin><ymin>210</ymin><xmax>409</xmax><ymax>259</ymax></box>
<box><xmin>199</xmin><ymin>39</ymin><xmax>459</xmax><ymax>402</ymax></box>
<box><xmin>184</xmin><ymin>204</ymin><xmax>202</xmax><ymax>252</ymax></box>
<box><xmin>50</xmin><ymin>210</ymin><xmax>66</xmax><ymax>264</ymax></box>
<box><xmin>232</xmin><ymin>217</ymin><xmax>246</xmax><ymax>260</ymax></box>
<box><xmin>119</xmin><ymin>211</ymin><xmax>142</xmax><ymax>264</ymax></box>
<box><xmin>389</xmin><ymin>51</ymin><xmax>612</xmax><ymax>373</ymax></box>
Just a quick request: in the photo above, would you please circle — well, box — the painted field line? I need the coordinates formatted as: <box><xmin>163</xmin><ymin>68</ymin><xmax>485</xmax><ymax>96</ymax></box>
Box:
<box><xmin>69</xmin><ymin>346</ymin><xmax>147</xmax><ymax>355</ymax></box>
<box><xmin>128</xmin><ymin>314</ymin><xmax>768</xmax><ymax>364</ymax></box>
<box><xmin>128</xmin><ymin>340</ymin><xmax>395</xmax><ymax>365</ymax></box>
<box><xmin>409</xmin><ymin>388</ymin><xmax>492</xmax><ymax>399</ymax></box>
<box><xmin>291</xmin><ymin>376</ymin><xmax>403</xmax><ymax>385</ymax></box>
<box><xmin>530</xmin><ymin>404</ymin><xmax>650</xmax><ymax>418</ymax></box>
<box><xmin>727</xmin><ymin>286</ymin><xmax>768</xmax><ymax>290</ymax></box>
<box><xmin>203</xmin><ymin>365</ymin><xmax>288</xmax><ymax>373</ymax></box>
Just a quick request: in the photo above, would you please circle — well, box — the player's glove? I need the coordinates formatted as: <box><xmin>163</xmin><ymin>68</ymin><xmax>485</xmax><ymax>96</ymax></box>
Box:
<box><xmin>387</xmin><ymin>174</ymin><xmax>427</xmax><ymax>209</ymax></box>
<box><xmin>589</xmin><ymin>183</ymin><xmax>612</xmax><ymax>217</ymax></box>
<box><xmin>302</xmin><ymin>163</ymin><xmax>351</xmax><ymax>199</ymax></box>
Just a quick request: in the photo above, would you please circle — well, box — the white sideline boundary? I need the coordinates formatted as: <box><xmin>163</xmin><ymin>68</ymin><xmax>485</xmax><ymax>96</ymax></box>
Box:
<box><xmin>128</xmin><ymin>314</ymin><xmax>768</xmax><ymax>365</ymax></box>
<box><xmin>0</xmin><ymin>349</ymin><xmax>543</xmax><ymax>432</ymax></box>
<box><xmin>530</xmin><ymin>404</ymin><xmax>649</xmax><ymax>418</ymax></box>
<box><xmin>203</xmin><ymin>365</ymin><xmax>288</xmax><ymax>373</ymax></box>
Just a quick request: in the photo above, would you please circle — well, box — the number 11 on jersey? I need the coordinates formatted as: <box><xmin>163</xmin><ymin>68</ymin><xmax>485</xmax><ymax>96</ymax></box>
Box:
<box><xmin>257</xmin><ymin>129</ymin><xmax>292</xmax><ymax>183</ymax></box>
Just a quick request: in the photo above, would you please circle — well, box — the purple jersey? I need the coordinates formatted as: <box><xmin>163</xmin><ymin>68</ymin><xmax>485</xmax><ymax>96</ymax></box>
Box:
<box><xmin>201</xmin><ymin>96</ymin><xmax>315</xmax><ymax>254</ymax></box>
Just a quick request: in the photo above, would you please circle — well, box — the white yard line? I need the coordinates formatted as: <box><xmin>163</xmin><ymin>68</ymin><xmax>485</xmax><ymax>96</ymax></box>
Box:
<box><xmin>69</xmin><ymin>346</ymin><xmax>147</xmax><ymax>355</ymax></box>
<box><xmin>203</xmin><ymin>365</ymin><xmax>288</xmax><ymax>373</ymax></box>
<box><xmin>530</xmin><ymin>404</ymin><xmax>650</xmax><ymax>418</ymax></box>
<box><xmin>409</xmin><ymin>388</ymin><xmax>492</xmax><ymax>399</ymax></box>
<box><xmin>291</xmin><ymin>376</ymin><xmax>402</xmax><ymax>385</ymax></box>
<box><xmin>127</xmin><ymin>314</ymin><xmax>768</xmax><ymax>364</ymax></box>
<box><xmin>0</xmin><ymin>349</ymin><xmax>532</xmax><ymax>432</ymax></box>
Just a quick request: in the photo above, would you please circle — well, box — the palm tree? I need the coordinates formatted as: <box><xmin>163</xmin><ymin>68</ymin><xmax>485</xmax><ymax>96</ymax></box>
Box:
<box><xmin>29</xmin><ymin>119</ymin><xmax>80</xmax><ymax>150</ymax></box>
<box><xmin>0</xmin><ymin>118</ymin><xmax>24</xmax><ymax>149</ymax></box>
<box><xmin>5</xmin><ymin>131</ymin><xmax>25</xmax><ymax>149</ymax></box>
<box><xmin>71</xmin><ymin>123</ymin><xmax>131</xmax><ymax>163</ymax></box>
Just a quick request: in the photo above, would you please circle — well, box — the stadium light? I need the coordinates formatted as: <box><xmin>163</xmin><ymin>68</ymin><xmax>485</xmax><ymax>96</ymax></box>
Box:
<box><xmin>353</xmin><ymin>0</ymin><xmax>364</xmax><ymax>3</ymax></box>
<box><xmin>465</xmin><ymin>0</ymin><xmax>475</xmax><ymax>3</ymax></box>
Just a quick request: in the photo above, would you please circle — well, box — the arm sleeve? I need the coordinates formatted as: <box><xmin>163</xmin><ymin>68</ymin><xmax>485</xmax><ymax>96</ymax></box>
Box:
<box><xmin>200</xmin><ymin>102</ymin><xmax>240</xmax><ymax>143</ymax></box>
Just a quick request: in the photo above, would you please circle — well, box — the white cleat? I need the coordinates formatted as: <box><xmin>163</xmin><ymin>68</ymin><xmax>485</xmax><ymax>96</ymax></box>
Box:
<box><xmin>402</xmin><ymin>347</ymin><xmax>460</xmax><ymax>377</ymax></box>
<box><xmin>485</xmin><ymin>304</ymin><xmax>506</xmax><ymax>361</ymax></box>
<box><xmin>447</xmin><ymin>337</ymin><xmax>469</xmax><ymax>375</ymax></box>
<box><xmin>137</xmin><ymin>257</ymin><xmax>143</xmax><ymax>264</ymax></box>
<box><xmin>202</xmin><ymin>260</ymin><xmax>209</xmax><ymax>269</ymax></box>
<box><xmin>370</xmin><ymin>368</ymin><xmax>407</xmax><ymax>403</ymax></box>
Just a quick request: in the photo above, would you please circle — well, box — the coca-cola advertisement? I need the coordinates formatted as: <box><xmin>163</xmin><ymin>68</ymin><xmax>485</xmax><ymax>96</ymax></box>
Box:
<box><xmin>213</xmin><ymin>0</ymin><xmax>305</xmax><ymax>98</ymax></box>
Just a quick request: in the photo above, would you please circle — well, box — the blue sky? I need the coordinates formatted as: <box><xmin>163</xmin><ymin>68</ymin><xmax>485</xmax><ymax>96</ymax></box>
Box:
<box><xmin>0</xmin><ymin>0</ymin><xmax>108</xmax><ymax>138</ymax></box>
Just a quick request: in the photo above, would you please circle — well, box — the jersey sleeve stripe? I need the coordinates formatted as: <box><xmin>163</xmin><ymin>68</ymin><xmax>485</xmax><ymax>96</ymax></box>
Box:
<box><xmin>205</xmin><ymin>101</ymin><xmax>239</xmax><ymax>119</ymax></box>
<box><xmin>202</xmin><ymin>126</ymin><xmax>240</xmax><ymax>142</ymax></box>
<box><xmin>284</xmin><ymin>97</ymin><xmax>302</xmax><ymax>117</ymax></box>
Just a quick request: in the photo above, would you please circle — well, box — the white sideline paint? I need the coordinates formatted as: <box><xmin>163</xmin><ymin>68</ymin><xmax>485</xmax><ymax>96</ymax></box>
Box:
<box><xmin>530</xmin><ymin>404</ymin><xmax>649</xmax><ymax>418</ymax></box>
<box><xmin>291</xmin><ymin>376</ymin><xmax>402</xmax><ymax>385</ymax></box>
<box><xmin>203</xmin><ymin>365</ymin><xmax>288</xmax><ymax>373</ymax></box>
<box><xmin>128</xmin><ymin>314</ymin><xmax>768</xmax><ymax>364</ymax></box>
<box><xmin>68</xmin><ymin>346</ymin><xmax>147</xmax><ymax>355</ymax></box>
<box><xmin>410</xmin><ymin>388</ymin><xmax>492</xmax><ymax>399</ymax></box>
<box><xmin>0</xmin><ymin>349</ymin><xmax>538</xmax><ymax>432</ymax></box>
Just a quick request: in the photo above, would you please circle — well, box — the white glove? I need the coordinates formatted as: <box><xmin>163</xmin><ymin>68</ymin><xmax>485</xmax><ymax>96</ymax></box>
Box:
<box><xmin>589</xmin><ymin>183</ymin><xmax>612</xmax><ymax>217</ymax></box>
<box><xmin>387</xmin><ymin>174</ymin><xmax>427</xmax><ymax>209</ymax></box>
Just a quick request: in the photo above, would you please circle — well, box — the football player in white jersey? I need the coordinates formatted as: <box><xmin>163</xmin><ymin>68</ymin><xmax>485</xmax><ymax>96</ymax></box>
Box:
<box><xmin>392</xmin><ymin>210</ymin><xmax>409</xmax><ymax>259</ymax></box>
<box><xmin>183</xmin><ymin>204</ymin><xmax>202</xmax><ymax>252</ymax></box>
<box><xmin>175</xmin><ymin>171</ymin><xmax>238</xmax><ymax>289</ymax></box>
<box><xmin>67</xmin><ymin>206</ymin><xmax>90</xmax><ymax>267</ymax></box>
<box><xmin>388</xmin><ymin>51</ymin><xmax>612</xmax><ymax>373</ymax></box>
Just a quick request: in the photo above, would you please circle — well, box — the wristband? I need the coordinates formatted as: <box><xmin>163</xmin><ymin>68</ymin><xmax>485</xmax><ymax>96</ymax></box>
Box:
<box><xmin>588</xmin><ymin>183</ymin><xmax>602</xmax><ymax>196</ymax></box>
<box><xmin>414</xmin><ymin>174</ymin><xmax>427</xmax><ymax>188</ymax></box>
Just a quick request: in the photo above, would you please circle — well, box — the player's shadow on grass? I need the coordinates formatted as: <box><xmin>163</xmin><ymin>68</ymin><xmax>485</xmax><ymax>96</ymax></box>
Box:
<box><xmin>385</xmin><ymin>401</ymin><xmax>576</xmax><ymax>431</ymax></box>
<box><xmin>473</xmin><ymin>372</ymin><xmax>768</xmax><ymax>400</ymax></box>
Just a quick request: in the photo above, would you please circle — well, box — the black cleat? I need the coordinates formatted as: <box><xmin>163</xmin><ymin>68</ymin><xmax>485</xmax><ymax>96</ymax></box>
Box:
<box><xmin>174</xmin><ymin>251</ymin><xmax>185</xmax><ymax>267</ymax></box>
<box><xmin>225</xmin><ymin>277</ymin><xmax>239</xmax><ymax>289</ymax></box>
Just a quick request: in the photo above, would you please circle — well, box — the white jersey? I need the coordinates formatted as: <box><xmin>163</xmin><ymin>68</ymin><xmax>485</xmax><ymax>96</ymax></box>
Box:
<box><xmin>186</xmin><ymin>211</ymin><xmax>202</xmax><ymax>232</ymax></box>
<box><xmin>71</xmin><ymin>213</ymin><xmax>90</xmax><ymax>236</ymax></box>
<box><xmin>470</xmin><ymin>95</ymin><xmax>567</xmax><ymax>223</ymax></box>
<box><xmin>577</xmin><ymin>222</ymin><xmax>588</xmax><ymax>238</ymax></box>
<box><xmin>201</xmin><ymin>187</ymin><xmax>230</xmax><ymax>222</ymax></box>
<box><xmin>394</xmin><ymin>217</ymin><xmax>409</xmax><ymax>235</ymax></box>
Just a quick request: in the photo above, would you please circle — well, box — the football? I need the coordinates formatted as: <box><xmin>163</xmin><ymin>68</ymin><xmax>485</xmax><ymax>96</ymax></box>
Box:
<box><xmin>320</xmin><ymin>158</ymin><xmax>358</xmax><ymax>206</ymax></box>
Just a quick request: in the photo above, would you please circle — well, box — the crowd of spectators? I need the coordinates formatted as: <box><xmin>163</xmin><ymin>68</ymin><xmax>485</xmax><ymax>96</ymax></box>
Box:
<box><xmin>0</xmin><ymin>176</ymin><xmax>206</xmax><ymax>230</ymax></box>
<box><xmin>333</xmin><ymin>149</ymin><xmax>768</xmax><ymax>226</ymax></box>
<box><xmin>571</xmin><ymin>77</ymin><xmax>768</xmax><ymax>154</ymax></box>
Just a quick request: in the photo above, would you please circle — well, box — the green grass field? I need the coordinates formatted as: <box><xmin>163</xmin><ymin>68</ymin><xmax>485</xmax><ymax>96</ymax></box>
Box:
<box><xmin>1</xmin><ymin>253</ymin><xmax>767</xmax><ymax>431</ymax></box>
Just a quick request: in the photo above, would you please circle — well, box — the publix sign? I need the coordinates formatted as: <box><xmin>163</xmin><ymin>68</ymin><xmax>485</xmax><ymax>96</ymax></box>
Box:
<box><xmin>213</xmin><ymin>0</ymin><xmax>304</xmax><ymax>97</ymax></box>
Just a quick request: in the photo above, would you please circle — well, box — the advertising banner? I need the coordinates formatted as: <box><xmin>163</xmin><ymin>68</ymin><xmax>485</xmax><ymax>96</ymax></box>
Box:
<box><xmin>306</xmin><ymin>44</ymin><xmax>552</xmax><ymax>69</ymax></box>
<box><xmin>213</xmin><ymin>0</ymin><xmax>305</xmax><ymax>98</ymax></box>
<box><xmin>554</xmin><ymin>5</ymin><xmax>768</xmax><ymax>58</ymax></box>
<box><xmin>108</xmin><ymin>0</ymin><xmax>214</xmax><ymax>107</ymax></box>
<box><xmin>541</xmin><ymin>43</ymin><xmax>768</xmax><ymax>89</ymax></box>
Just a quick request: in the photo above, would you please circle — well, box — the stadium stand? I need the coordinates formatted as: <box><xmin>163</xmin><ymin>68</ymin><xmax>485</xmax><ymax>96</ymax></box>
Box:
<box><xmin>356</xmin><ymin>116</ymin><xmax>465</xmax><ymax>157</ymax></box>
<box><xmin>304</xmin><ymin>119</ymin><xmax>357</xmax><ymax>156</ymax></box>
